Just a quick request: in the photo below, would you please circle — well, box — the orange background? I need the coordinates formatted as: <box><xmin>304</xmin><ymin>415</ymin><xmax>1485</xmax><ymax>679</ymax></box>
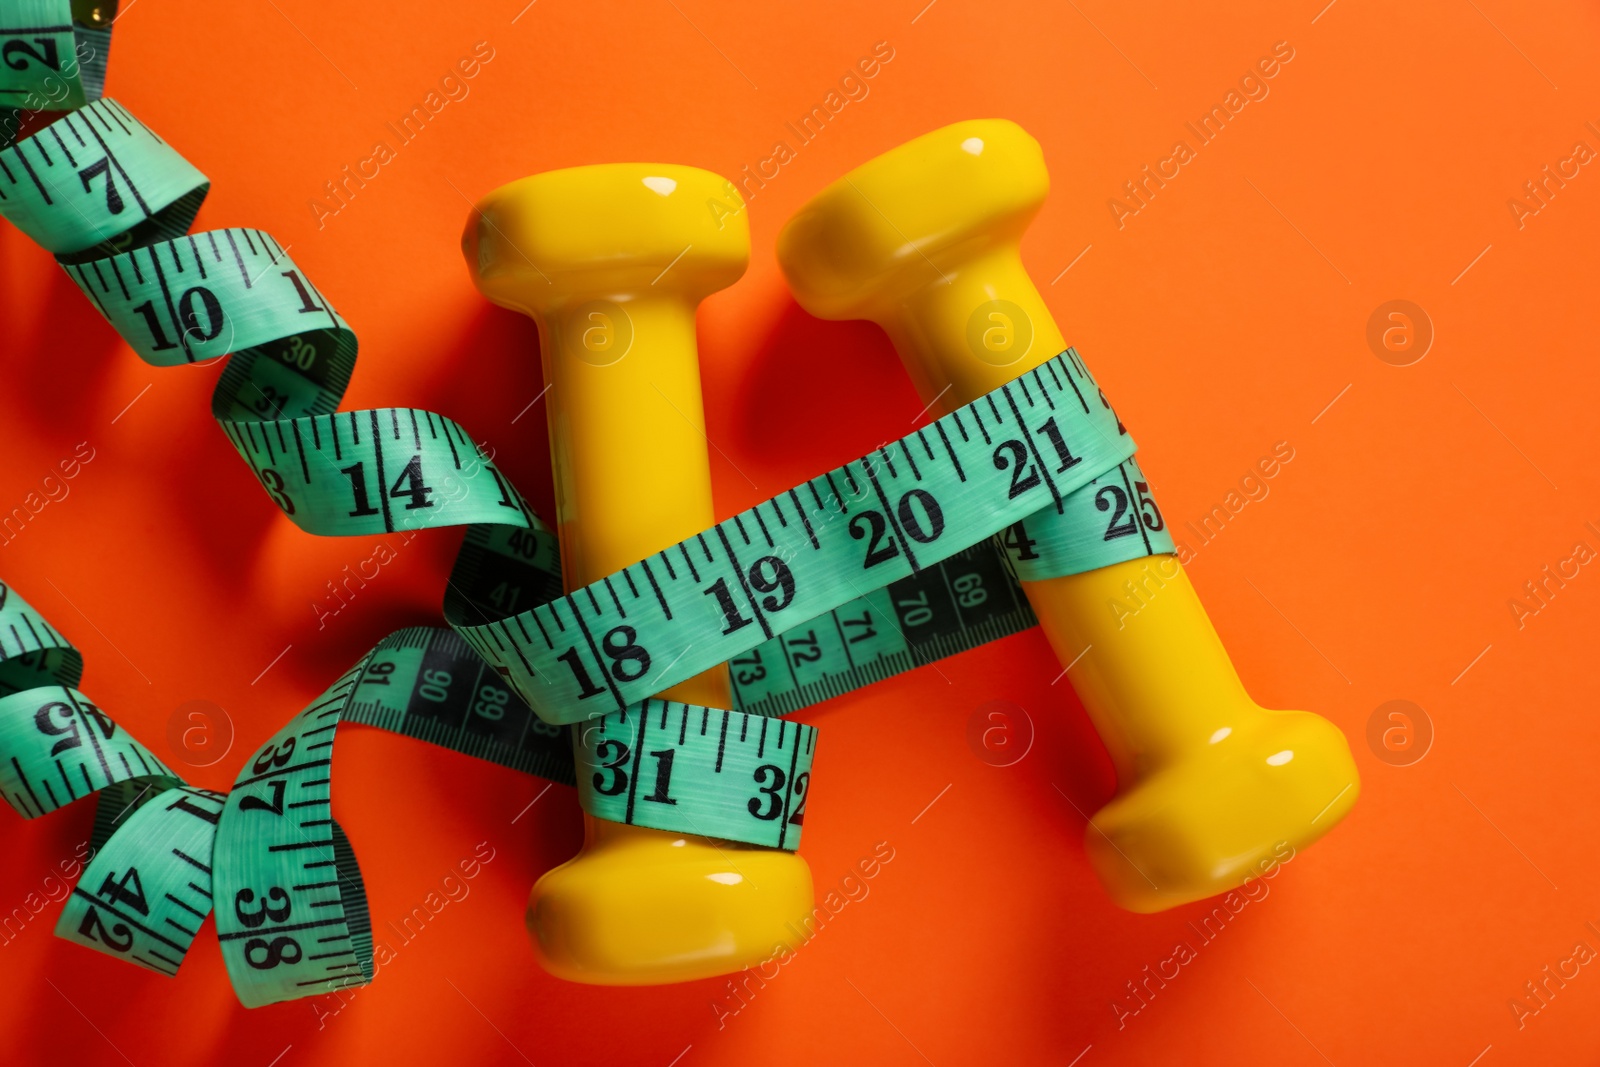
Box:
<box><xmin>3</xmin><ymin>1</ymin><xmax>1599</xmax><ymax>1064</ymax></box>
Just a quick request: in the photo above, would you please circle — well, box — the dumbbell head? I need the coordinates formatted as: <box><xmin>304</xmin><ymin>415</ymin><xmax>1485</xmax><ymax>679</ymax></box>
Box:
<box><xmin>777</xmin><ymin>119</ymin><xmax>1048</xmax><ymax>321</ymax></box>
<box><xmin>463</xmin><ymin>162</ymin><xmax>750</xmax><ymax>605</ymax></box>
<box><xmin>464</xmin><ymin>162</ymin><xmax>749</xmax><ymax>318</ymax></box>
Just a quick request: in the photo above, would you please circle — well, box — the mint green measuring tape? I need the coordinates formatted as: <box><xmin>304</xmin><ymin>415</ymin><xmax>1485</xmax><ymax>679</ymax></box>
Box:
<box><xmin>0</xmin><ymin>0</ymin><xmax>1173</xmax><ymax>1007</ymax></box>
<box><xmin>455</xmin><ymin>352</ymin><xmax>1155</xmax><ymax>723</ymax></box>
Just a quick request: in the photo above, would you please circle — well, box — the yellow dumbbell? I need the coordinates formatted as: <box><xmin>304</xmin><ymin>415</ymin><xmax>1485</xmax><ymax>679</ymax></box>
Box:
<box><xmin>463</xmin><ymin>164</ymin><xmax>813</xmax><ymax>981</ymax></box>
<box><xmin>777</xmin><ymin>119</ymin><xmax>1359</xmax><ymax>912</ymax></box>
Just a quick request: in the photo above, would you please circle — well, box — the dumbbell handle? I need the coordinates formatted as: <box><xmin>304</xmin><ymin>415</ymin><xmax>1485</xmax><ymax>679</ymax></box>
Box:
<box><xmin>539</xmin><ymin>295</ymin><xmax>730</xmax><ymax>708</ymax></box>
<box><xmin>879</xmin><ymin>252</ymin><xmax>1247</xmax><ymax>776</ymax></box>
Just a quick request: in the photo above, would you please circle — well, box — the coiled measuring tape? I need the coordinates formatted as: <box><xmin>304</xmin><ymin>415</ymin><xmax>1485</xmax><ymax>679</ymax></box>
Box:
<box><xmin>0</xmin><ymin>589</ymin><xmax>578</xmax><ymax>1000</ymax></box>
<box><xmin>0</xmin><ymin>0</ymin><xmax>1174</xmax><ymax>1006</ymax></box>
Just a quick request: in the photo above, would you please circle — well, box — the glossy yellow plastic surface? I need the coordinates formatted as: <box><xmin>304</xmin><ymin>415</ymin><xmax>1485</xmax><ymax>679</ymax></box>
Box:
<box><xmin>464</xmin><ymin>164</ymin><xmax>813</xmax><ymax>982</ymax></box>
<box><xmin>777</xmin><ymin>119</ymin><xmax>1359</xmax><ymax>912</ymax></box>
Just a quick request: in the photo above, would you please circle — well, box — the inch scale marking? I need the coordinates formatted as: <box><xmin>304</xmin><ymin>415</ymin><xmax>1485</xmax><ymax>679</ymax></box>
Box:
<box><xmin>731</xmin><ymin>537</ymin><xmax>1037</xmax><ymax>717</ymax></box>
<box><xmin>341</xmin><ymin>627</ymin><xmax>576</xmax><ymax>786</ymax></box>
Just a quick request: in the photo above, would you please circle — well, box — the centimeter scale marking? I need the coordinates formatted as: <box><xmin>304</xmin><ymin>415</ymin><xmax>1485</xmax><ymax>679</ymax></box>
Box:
<box><xmin>457</xmin><ymin>351</ymin><xmax>1141</xmax><ymax>724</ymax></box>
<box><xmin>62</xmin><ymin>224</ymin><xmax>361</xmax><ymax>432</ymax></box>
<box><xmin>0</xmin><ymin>99</ymin><xmax>142</xmax><ymax>202</ymax></box>
<box><xmin>0</xmin><ymin>1</ymin><xmax>111</xmax><ymax>113</ymax></box>
<box><xmin>578</xmin><ymin>700</ymin><xmax>818</xmax><ymax>850</ymax></box>
<box><xmin>213</xmin><ymin>661</ymin><xmax>372</xmax><ymax>1004</ymax></box>
<box><xmin>221</xmin><ymin>400</ymin><xmax>541</xmax><ymax>541</ymax></box>
<box><xmin>58</xmin><ymin>784</ymin><xmax>226</xmax><ymax>977</ymax></box>
<box><xmin>0</xmin><ymin>98</ymin><xmax>207</xmax><ymax>257</ymax></box>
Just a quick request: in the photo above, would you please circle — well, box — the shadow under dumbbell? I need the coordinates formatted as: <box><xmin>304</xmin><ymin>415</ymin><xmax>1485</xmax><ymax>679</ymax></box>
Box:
<box><xmin>727</xmin><ymin>296</ymin><xmax>920</xmax><ymax>485</ymax></box>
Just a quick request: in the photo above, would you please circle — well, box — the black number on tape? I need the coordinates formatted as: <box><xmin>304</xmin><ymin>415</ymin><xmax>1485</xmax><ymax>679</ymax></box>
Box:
<box><xmin>234</xmin><ymin>887</ymin><xmax>292</xmax><ymax>928</ymax></box>
<box><xmin>1096</xmin><ymin>485</ymin><xmax>1137</xmax><ymax>541</ymax></box>
<box><xmin>593</xmin><ymin>739</ymin><xmax>630</xmax><ymax>796</ymax></box>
